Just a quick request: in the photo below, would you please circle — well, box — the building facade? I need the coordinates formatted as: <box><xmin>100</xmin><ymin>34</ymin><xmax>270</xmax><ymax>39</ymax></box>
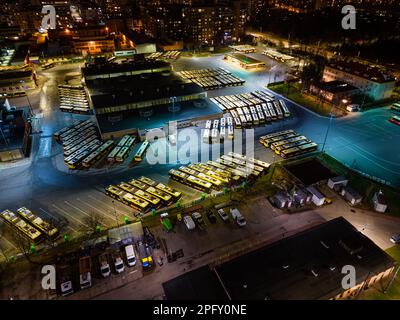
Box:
<box><xmin>322</xmin><ymin>60</ymin><xmax>395</xmax><ymax>101</ymax></box>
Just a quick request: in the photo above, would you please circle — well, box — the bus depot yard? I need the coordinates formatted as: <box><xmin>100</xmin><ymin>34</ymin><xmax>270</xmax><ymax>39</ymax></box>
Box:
<box><xmin>58</xmin><ymin>84</ymin><xmax>90</xmax><ymax>115</ymax></box>
<box><xmin>210</xmin><ymin>90</ymin><xmax>291</xmax><ymax>128</ymax></box>
<box><xmin>259</xmin><ymin>129</ymin><xmax>318</xmax><ymax>159</ymax></box>
<box><xmin>175</xmin><ymin>68</ymin><xmax>245</xmax><ymax>90</ymax></box>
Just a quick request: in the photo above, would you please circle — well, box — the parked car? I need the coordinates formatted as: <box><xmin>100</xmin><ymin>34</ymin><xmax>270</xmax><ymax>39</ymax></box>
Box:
<box><xmin>230</xmin><ymin>208</ymin><xmax>246</xmax><ymax>227</ymax></box>
<box><xmin>217</xmin><ymin>208</ymin><xmax>229</xmax><ymax>222</ymax></box>
<box><xmin>113</xmin><ymin>252</ymin><xmax>125</xmax><ymax>273</ymax></box>
<box><xmin>183</xmin><ymin>215</ymin><xmax>196</xmax><ymax>230</ymax></box>
<box><xmin>191</xmin><ymin>212</ymin><xmax>206</xmax><ymax>229</ymax></box>
<box><xmin>390</xmin><ymin>233</ymin><xmax>400</xmax><ymax>244</ymax></box>
<box><xmin>206</xmin><ymin>210</ymin><xmax>217</xmax><ymax>223</ymax></box>
<box><xmin>99</xmin><ymin>253</ymin><xmax>111</xmax><ymax>278</ymax></box>
<box><xmin>346</xmin><ymin>104</ymin><xmax>360</xmax><ymax>112</ymax></box>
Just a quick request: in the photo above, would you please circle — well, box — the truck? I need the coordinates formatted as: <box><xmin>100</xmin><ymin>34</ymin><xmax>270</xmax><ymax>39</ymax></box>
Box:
<box><xmin>79</xmin><ymin>256</ymin><xmax>92</xmax><ymax>289</ymax></box>
<box><xmin>58</xmin><ymin>264</ymin><xmax>74</xmax><ymax>296</ymax></box>
<box><xmin>99</xmin><ymin>253</ymin><xmax>111</xmax><ymax>278</ymax></box>
<box><xmin>230</xmin><ymin>208</ymin><xmax>246</xmax><ymax>227</ymax></box>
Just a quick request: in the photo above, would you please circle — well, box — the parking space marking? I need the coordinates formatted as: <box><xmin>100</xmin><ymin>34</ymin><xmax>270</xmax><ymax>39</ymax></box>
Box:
<box><xmin>0</xmin><ymin>236</ymin><xmax>18</xmax><ymax>250</ymax></box>
<box><xmin>52</xmin><ymin>204</ymin><xmax>89</xmax><ymax>227</ymax></box>
<box><xmin>39</xmin><ymin>207</ymin><xmax>77</xmax><ymax>233</ymax></box>
<box><xmin>64</xmin><ymin>201</ymin><xmax>92</xmax><ymax>219</ymax></box>
<box><xmin>76</xmin><ymin>198</ymin><xmax>120</xmax><ymax>224</ymax></box>
<box><xmin>88</xmin><ymin>194</ymin><xmax>131</xmax><ymax>216</ymax></box>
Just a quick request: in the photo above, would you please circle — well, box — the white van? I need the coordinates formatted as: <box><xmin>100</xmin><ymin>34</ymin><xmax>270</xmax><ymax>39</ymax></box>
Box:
<box><xmin>125</xmin><ymin>244</ymin><xmax>137</xmax><ymax>267</ymax></box>
<box><xmin>346</xmin><ymin>104</ymin><xmax>360</xmax><ymax>112</ymax></box>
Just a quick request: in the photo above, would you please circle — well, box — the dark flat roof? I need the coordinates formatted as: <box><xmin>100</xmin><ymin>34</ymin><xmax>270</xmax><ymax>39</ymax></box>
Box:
<box><xmin>285</xmin><ymin>159</ymin><xmax>335</xmax><ymax>185</ymax></box>
<box><xmin>315</xmin><ymin>80</ymin><xmax>359</xmax><ymax>93</ymax></box>
<box><xmin>327</xmin><ymin>60</ymin><xmax>395</xmax><ymax>84</ymax></box>
<box><xmin>162</xmin><ymin>265</ymin><xmax>229</xmax><ymax>300</ymax></box>
<box><xmin>215</xmin><ymin>217</ymin><xmax>395</xmax><ymax>300</ymax></box>
<box><xmin>87</xmin><ymin>73</ymin><xmax>204</xmax><ymax>109</ymax></box>
<box><xmin>82</xmin><ymin>60</ymin><xmax>170</xmax><ymax>78</ymax></box>
<box><xmin>96</xmin><ymin>99</ymin><xmax>221</xmax><ymax>133</ymax></box>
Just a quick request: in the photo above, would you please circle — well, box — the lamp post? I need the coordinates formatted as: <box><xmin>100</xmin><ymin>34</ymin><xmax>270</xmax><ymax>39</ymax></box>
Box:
<box><xmin>322</xmin><ymin>103</ymin><xmax>335</xmax><ymax>152</ymax></box>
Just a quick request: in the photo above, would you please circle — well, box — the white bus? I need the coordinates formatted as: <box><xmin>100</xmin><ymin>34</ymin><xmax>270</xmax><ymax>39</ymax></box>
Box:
<box><xmin>211</xmin><ymin>128</ymin><xmax>219</xmax><ymax>143</ymax></box>
<box><xmin>203</xmin><ymin>129</ymin><xmax>210</xmax><ymax>143</ymax></box>
<box><xmin>107</xmin><ymin>146</ymin><xmax>121</xmax><ymax>163</ymax></box>
<box><xmin>205</xmin><ymin>120</ymin><xmax>212</xmax><ymax>129</ymax></box>
<box><xmin>115</xmin><ymin>146</ymin><xmax>130</xmax><ymax>162</ymax></box>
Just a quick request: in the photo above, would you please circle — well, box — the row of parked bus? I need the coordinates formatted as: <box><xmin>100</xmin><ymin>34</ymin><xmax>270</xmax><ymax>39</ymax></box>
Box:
<box><xmin>147</xmin><ymin>51</ymin><xmax>181</xmax><ymax>60</ymax></box>
<box><xmin>203</xmin><ymin>118</ymin><xmax>235</xmax><ymax>143</ymax></box>
<box><xmin>176</xmin><ymin>68</ymin><xmax>244</xmax><ymax>90</ymax></box>
<box><xmin>54</xmin><ymin>120</ymin><xmax>115</xmax><ymax>169</ymax></box>
<box><xmin>168</xmin><ymin>154</ymin><xmax>270</xmax><ymax>193</ymax></box>
<box><xmin>58</xmin><ymin>85</ymin><xmax>90</xmax><ymax>115</ymax></box>
<box><xmin>105</xmin><ymin>176</ymin><xmax>182</xmax><ymax>213</ymax></box>
<box><xmin>259</xmin><ymin>129</ymin><xmax>318</xmax><ymax>159</ymax></box>
<box><xmin>0</xmin><ymin>207</ymin><xmax>59</xmax><ymax>244</ymax></box>
<box><xmin>210</xmin><ymin>90</ymin><xmax>291</xmax><ymax>129</ymax></box>
<box><xmin>107</xmin><ymin>135</ymin><xmax>136</xmax><ymax>163</ymax></box>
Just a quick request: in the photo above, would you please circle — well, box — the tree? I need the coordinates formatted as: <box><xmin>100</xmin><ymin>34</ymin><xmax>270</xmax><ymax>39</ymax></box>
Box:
<box><xmin>81</xmin><ymin>211</ymin><xmax>104</xmax><ymax>236</ymax></box>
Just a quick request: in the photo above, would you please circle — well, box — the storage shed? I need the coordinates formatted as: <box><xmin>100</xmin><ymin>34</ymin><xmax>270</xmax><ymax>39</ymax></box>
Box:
<box><xmin>306</xmin><ymin>186</ymin><xmax>326</xmax><ymax>206</ymax></box>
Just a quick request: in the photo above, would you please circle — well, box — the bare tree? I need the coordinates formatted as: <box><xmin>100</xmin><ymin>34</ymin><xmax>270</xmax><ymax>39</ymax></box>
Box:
<box><xmin>12</xmin><ymin>232</ymin><xmax>34</xmax><ymax>264</ymax></box>
<box><xmin>80</xmin><ymin>211</ymin><xmax>104</xmax><ymax>236</ymax></box>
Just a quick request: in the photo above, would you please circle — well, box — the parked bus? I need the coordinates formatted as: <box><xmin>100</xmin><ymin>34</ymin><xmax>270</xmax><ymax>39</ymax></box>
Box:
<box><xmin>138</xmin><ymin>176</ymin><xmax>157</xmax><ymax>187</ymax></box>
<box><xmin>273</xmin><ymin>101</ymin><xmax>283</xmax><ymax>119</ymax></box>
<box><xmin>274</xmin><ymin>139</ymin><xmax>311</xmax><ymax>154</ymax></box>
<box><xmin>117</xmin><ymin>135</ymin><xmax>130</xmax><ymax>148</ymax></box>
<box><xmin>168</xmin><ymin>169</ymin><xmax>212</xmax><ymax>193</ymax></box>
<box><xmin>107</xmin><ymin>146</ymin><xmax>121</xmax><ymax>163</ymax></box>
<box><xmin>115</xmin><ymin>146</ymin><xmax>130</xmax><ymax>162</ymax></box>
<box><xmin>390</xmin><ymin>103</ymin><xmax>400</xmax><ymax>113</ymax></box>
<box><xmin>105</xmin><ymin>185</ymin><xmax>150</xmax><ymax>212</ymax></box>
<box><xmin>262</xmin><ymin>132</ymin><xmax>299</xmax><ymax>148</ymax></box>
<box><xmin>211</xmin><ymin>128</ymin><xmax>219</xmax><ymax>143</ymax></box>
<box><xmin>155</xmin><ymin>183</ymin><xmax>182</xmax><ymax>201</ymax></box>
<box><xmin>280</xmin><ymin>142</ymin><xmax>318</xmax><ymax>159</ymax></box>
<box><xmin>205</xmin><ymin>120</ymin><xmax>212</xmax><ymax>129</ymax></box>
<box><xmin>219</xmin><ymin>126</ymin><xmax>226</xmax><ymax>141</ymax></box>
<box><xmin>389</xmin><ymin>115</ymin><xmax>400</xmax><ymax>126</ymax></box>
<box><xmin>271</xmin><ymin>135</ymin><xmax>308</xmax><ymax>151</ymax></box>
<box><xmin>143</xmin><ymin>186</ymin><xmax>173</xmax><ymax>205</ymax></box>
<box><xmin>42</xmin><ymin>62</ymin><xmax>55</xmax><ymax>70</ymax></box>
<box><xmin>0</xmin><ymin>210</ymin><xmax>43</xmax><ymax>243</ymax></box>
<box><xmin>267</xmin><ymin>103</ymin><xmax>277</xmax><ymax>120</ymax></box>
<box><xmin>16</xmin><ymin>207</ymin><xmax>59</xmax><ymax>240</ymax></box>
<box><xmin>117</xmin><ymin>182</ymin><xmax>161</xmax><ymax>208</ymax></box>
<box><xmin>81</xmin><ymin>140</ymin><xmax>114</xmax><ymax>168</ymax></box>
<box><xmin>134</xmin><ymin>141</ymin><xmax>150</xmax><ymax>162</ymax></box>
<box><xmin>233</xmin><ymin>117</ymin><xmax>242</xmax><ymax>129</ymax></box>
<box><xmin>279</xmin><ymin>99</ymin><xmax>291</xmax><ymax>117</ymax></box>
<box><xmin>203</xmin><ymin>129</ymin><xmax>210</xmax><ymax>144</ymax></box>
<box><xmin>261</xmin><ymin>104</ymin><xmax>271</xmax><ymax>122</ymax></box>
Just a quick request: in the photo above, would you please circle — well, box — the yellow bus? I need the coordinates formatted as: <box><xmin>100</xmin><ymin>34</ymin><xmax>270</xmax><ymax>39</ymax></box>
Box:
<box><xmin>16</xmin><ymin>207</ymin><xmax>59</xmax><ymax>240</ymax></box>
<box><xmin>0</xmin><ymin>209</ymin><xmax>43</xmax><ymax>244</ymax></box>
<box><xmin>118</xmin><ymin>182</ymin><xmax>161</xmax><ymax>208</ymax></box>
<box><xmin>105</xmin><ymin>185</ymin><xmax>150</xmax><ymax>212</ymax></box>
<box><xmin>155</xmin><ymin>183</ymin><xmax>182</xmax><ymax>201</ymax></box>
